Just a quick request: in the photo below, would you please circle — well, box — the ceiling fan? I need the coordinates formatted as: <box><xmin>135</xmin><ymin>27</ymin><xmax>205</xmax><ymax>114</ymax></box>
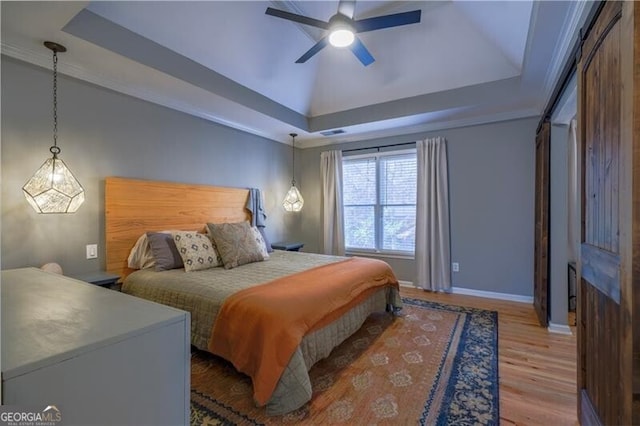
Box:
<box><xmin>265</xmin><ymin>0</ymin><xmax>422</xmax><ymax>66</ymax></box>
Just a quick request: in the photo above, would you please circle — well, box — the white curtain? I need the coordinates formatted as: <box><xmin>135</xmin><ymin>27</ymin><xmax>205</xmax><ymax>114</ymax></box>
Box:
<box><xmin>416</xmin><ymin>137</ymin><xmax>451</xmax><ymax>291</ymax></box>
<box><xmin>320</xmin><ymin>150</ymin><xmax>345</xmax><ymax>255</ymax></box>
<box><xmin>567</xmin><ymin>119</ymin><xmax>579</xmax><ymax>262</ymax></box>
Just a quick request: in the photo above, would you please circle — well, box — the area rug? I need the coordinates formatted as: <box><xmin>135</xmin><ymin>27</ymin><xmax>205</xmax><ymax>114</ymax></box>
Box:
<box><xmin>190</xmin><ymin>298</ymin><xmax>499</xmax><ymax>425</ymax></box>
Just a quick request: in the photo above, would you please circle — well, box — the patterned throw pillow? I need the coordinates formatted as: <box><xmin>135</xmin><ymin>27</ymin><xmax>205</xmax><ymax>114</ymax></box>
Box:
<box><xmin>172</xmin><ymin>231</ymin><xmax>221</xmax><ymax>272</ymax></box>
<box><xmin>207</xmin><ymin>222</ymin><xmax>264</xmax><ymax>269</ymax></box>
<box><xmin>251</xmin><ymin>226</ymin><xmax>270</xmax><ymax>260</ymax></box>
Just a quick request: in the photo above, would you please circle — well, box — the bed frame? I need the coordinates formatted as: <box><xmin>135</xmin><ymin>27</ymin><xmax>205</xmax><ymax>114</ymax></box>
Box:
<box><xmin>105</xmin><ymin>177</ymin><xmax>250</xmax><ymax>280</ymax></box>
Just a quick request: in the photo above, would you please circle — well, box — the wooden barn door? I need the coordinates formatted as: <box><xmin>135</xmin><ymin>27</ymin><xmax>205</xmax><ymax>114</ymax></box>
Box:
<box><xmin>577</xmin><ymin>1</ymin><xmax>639</xmax><ymax>424</ymax></box>
<box><xmin>534</xmin><ymin>121</ymin><xmax>550</xmax><ymax>327</ymax></box>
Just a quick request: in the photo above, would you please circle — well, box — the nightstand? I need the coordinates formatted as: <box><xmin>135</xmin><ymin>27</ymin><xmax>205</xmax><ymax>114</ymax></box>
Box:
<box><xmin>72</xmin><ymin>271</ymin><xmax>121</xmax><ymax>290</ymax></box>
<box><xmin>271</xmin><ymin>242</ymin><xmax>304</xmax><ymax>252</ymax></box>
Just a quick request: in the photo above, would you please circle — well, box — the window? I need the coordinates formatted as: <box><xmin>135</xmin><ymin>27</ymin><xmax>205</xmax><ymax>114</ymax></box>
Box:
<box><xmin>342</xmin><ymin>150</ymin><xmax>416</xmax><ymax>254</ymax></box>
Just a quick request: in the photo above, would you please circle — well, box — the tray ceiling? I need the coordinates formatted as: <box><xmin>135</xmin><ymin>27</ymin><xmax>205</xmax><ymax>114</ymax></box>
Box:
<box><xmin>1</xmin><ymin>1</ymin><xmax>590</xmax><ymax>146</ymax></box>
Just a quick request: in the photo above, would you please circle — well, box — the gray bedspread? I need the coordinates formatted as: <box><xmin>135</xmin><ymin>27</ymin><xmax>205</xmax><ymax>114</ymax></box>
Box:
<box><xmin>122</xmin><ymin>250</ymin><xmax>402</xmax><ymax>414</ymax></box>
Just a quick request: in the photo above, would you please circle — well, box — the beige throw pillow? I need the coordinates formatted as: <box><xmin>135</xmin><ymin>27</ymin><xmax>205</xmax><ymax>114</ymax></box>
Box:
<box><xmin>207</xmin><ymin>222</ymin><xmax>264</xmax><ymax>269</ymax></box>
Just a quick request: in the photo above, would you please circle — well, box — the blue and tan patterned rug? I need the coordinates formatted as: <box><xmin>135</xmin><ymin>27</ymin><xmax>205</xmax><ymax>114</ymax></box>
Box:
<box><xmin>191</xmin><ymin>298</ymin><xmax>499</xmax><ymax>425</ymax></box>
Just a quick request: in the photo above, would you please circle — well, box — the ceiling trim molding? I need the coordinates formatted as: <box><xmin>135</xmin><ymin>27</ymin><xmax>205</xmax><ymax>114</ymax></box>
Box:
<box><xmin>1</xmin><ymin>41</ymin><xmax>280</xmax><ymax>143</ymax></box>
<box><xmin>2</xmin><ymin>38</ymin><xmax>538</xmax><ymax>150</ymax></box>
<box><xmin>309</xmin><ymin>76</ymin><xmax>524</xmax><ymax>132</ymax></box>
<box><xmin>302</xmin><ymin>107</ymin><xmax>540</xmax><ymax>149</ymax></box>
<box><xmin>2</xmin><ymin>2</ymin><xmax>564</xmax><ymax>148</ymax></box>
<box><xmin>515</xmin><ymin>0</ymin><xmax>539</xmax><ymax>78</ymax></box>
<box><xmin>63</xmin><ymin>9</ymin><xmax>309</xmax><ymax>130</ymax></box>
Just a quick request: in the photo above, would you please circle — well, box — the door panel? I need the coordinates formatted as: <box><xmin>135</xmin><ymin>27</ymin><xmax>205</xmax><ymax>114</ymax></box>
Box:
<box><xmin>577</xmin><ymin>1</ymin><xmax>638</xmax><ymax>424</ymax></box>
<box><xmin>580</xmin><ymin>244</ymin><xmax>620</xmax><ymax>303</ymax></box>
<box><xmin>534</xmin><ymin>121</ymin><xmax>550</xmax><ymax>327</ymax></box>
<box><xmin>582</xmin><ymin>3</ymin><xmax>620</xmax><ymax>254</ymax></box>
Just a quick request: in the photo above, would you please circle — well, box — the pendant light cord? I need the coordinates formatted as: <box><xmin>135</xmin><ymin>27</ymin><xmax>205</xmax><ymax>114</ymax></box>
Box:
<box><xmin>50</xmin><ymin>50</ymin><xmax>61</xmax><ymax>158</ymax></box>
<box><xmin>290</xmin><ymin>133</ymin><xmax>297</xmax><ymax>186</ymax></box>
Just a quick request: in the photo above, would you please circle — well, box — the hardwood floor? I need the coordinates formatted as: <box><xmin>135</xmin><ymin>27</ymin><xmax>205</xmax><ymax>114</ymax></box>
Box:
<box><xmin>400</xmin><ymin>287</ymin><xmax>578</xmax><ymax>425</ymax></box>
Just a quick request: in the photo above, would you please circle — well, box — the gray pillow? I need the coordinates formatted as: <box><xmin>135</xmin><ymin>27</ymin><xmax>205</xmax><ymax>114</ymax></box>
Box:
<box><xmin>207</xmin><ymin>222</ymin><xmax>264</xmax><ymax>269</ymax></box>
<box><xmin>146</xmin><ymin>232</ymin><xmax>184</xmax><ymax>271</ymax></box>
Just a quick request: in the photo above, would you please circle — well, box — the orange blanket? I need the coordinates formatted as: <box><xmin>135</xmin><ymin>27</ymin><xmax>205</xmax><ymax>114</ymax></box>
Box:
<box><xmin>208</xmin><ymin>257</ymin><xmax>399</xmax><ymax>406</ymax></box>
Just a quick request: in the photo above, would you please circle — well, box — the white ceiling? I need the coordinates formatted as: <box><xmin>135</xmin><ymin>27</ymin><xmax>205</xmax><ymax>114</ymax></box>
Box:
<box><xmin>1</xmin><ymin>1</ymin><xmax>590</xmax><ymax>147</ymax></box>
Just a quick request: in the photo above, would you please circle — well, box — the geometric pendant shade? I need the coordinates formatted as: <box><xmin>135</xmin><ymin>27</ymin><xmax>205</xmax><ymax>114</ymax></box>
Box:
<box><xmin>22</xmin><ymin>155</ymin><xmax>85</xmax><ymax>213</ymax></box>
<box><xmin>23</xmin><ymin>41</ymin><xmax>85</xmax><ymax>214</ymax></box>
<box><xmin>282</xmin><ymin>184</ymin><xmax>304</xmax><ymax>212</ymax></box>
<box><xmin>282</xmin><ymin>132</ymin><xmax>304</xmax><ymax>212</ymax></box>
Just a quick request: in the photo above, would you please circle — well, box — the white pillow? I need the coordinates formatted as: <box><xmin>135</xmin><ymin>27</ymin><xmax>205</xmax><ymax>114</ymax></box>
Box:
<box><xmin>127</xmin><ymin>234</ymin><xmax>155</xmax><ymax>270</ymax></box>
<box><xmin>251</xmin><ymin>226</ymin><xmax>270</xmax><ymax>260</ymax></box>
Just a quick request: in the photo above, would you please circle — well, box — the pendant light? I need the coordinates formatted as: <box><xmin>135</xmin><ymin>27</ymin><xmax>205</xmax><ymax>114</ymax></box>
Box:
<box><xmin>23</xmin><ymin>41</ymin><xmax>85</xmax><ymax>214</ymax></box>
<box><xmin>282</xmin><ymin>133</ymin><xmax>304</xmax><ymax>212</ymax></box>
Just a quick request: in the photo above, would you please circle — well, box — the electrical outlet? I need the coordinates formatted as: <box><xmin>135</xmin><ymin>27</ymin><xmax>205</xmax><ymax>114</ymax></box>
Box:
<box><xmin>452</xmin><ymin>262</ymin><xmax>460</xmax><ymax>272</ymax></box>
<box><xmin>86</xmin><ymin>244</ymin><xmax>98</xmax><ymax>259</ymax></box>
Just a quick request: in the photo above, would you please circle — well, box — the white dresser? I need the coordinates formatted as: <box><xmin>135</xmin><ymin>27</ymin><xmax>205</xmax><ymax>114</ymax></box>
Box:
<box><xmin>1</xmin><ymin>268</ymin><xmax>190</xmax><ymax>425</ymax></box>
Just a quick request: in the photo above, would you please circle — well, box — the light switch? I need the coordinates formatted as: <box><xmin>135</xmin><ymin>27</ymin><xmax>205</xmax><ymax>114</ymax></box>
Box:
<box><xmin>86</xmin><ymin>244</ymin><xmax>98</xmax><ymax>259</ymax></box>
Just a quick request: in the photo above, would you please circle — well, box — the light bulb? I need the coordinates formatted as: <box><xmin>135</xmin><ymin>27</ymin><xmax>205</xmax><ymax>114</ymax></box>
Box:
<box><xmin>329</xmin><ymin>29</ymin><xmax>355</xmax><ymax>47</ymax></box>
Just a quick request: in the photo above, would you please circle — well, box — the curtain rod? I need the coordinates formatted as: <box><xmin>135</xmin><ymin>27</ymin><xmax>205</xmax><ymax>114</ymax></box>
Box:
<box><xmin>342</xmin><ymin>141</ymin><xmax>415</xmax><ymax>153</ymax></box>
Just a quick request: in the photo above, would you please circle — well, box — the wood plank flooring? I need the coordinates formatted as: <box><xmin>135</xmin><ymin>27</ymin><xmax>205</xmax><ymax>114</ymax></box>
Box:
<box><xmin>401</xmin><ymin>287</ymin><xmax>577</xmax><ymax>425</ymax></box>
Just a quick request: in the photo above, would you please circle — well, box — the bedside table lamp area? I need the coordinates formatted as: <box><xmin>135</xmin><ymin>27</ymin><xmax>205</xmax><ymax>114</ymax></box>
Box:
<box><xmin>271</xmin><ymin>242</ymin><xmax>304</xmax><ymax>252</ymax></box>
<box><xmin>72</xmin><ymin>271</ymin><xmax>121</xmax><ymax>290</ymax></box>
<box><xmin>40</xmin><ymin>263</ymin><xmax>121</xmax><ymax>290</ymax></box>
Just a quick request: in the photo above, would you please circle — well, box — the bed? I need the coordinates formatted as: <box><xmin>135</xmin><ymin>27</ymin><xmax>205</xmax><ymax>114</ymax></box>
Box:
<box><xmin>105</xmin><ymin>177</ymin><xmax>402</xmax><ymax>415</ymax></box>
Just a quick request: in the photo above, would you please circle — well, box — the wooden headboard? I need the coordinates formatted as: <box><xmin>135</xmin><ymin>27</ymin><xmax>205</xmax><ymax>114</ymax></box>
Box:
<box><xmin>105</xmin><ymin>177</ymin><xmax>250</xmax><ymax>280</ymax></box>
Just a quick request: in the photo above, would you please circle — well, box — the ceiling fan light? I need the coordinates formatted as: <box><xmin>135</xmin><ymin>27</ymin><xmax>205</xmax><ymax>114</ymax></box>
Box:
<box><xmin>329</xmin><ymin>28</ymin><xmax>355</xmax><ymax>47</ymax></box>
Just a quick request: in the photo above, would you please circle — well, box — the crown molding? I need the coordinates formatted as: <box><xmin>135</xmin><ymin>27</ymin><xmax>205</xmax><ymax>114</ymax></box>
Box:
<box><xmin>4</xmin><ymin>40</ymin><xmax>536</xmax><ymax>150</ymax></box>
<box><xmin>1</xmin><ymin>40</ymin><xmax>280</xmax><ymax>143</ymax></box>
<box><xmin>300</xmin><ymin>107</ymin><xmax>539</xmax><ymax>149</ymax></box>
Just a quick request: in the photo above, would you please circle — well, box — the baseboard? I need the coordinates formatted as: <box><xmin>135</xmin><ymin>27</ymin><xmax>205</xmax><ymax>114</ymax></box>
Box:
<box><xmin>401</xmin><ymin>283</ymin><xmax>533</xmax><ymax>304</ymax></box>
<box><xmin>548</xmin><ymin>322</ymin><xmax>573</xmax><ymax>335</ymax></box>
<box><xmin>451</xmin><ymin>287</ymin><xmax>534</xmax><ymax>304</ymax></box>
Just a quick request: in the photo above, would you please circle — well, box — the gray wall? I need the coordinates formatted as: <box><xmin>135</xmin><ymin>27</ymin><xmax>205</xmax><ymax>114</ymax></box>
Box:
<box><xmin>1</xmin><ymin>55</ymin><xmax>538</xmax><ymax>298</ymax></box>
<box><xmin>296</xmin><ymin>118</ymin><xmax>537</xmax><ymax>297</ymax></box>
<box><xmin>1</xmin><ymin>56</ymin><xmax>294</xmax><ymax>275</ymax></box>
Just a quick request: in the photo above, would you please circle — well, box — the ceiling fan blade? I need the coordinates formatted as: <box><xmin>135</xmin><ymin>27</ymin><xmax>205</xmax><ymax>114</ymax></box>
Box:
<box><xmin>350</xmin><ymin>37</ymin><xmax>375</xmax><ymax>66</ymax></box>
<box><xmin>354</xmin><ymin>9</ymin><xmax>422</xmax><ymax>33</ymax></box>
<box><xmin>296</xmin><ymin>37</ymin><xmax>329</xmax><ymax>63</ymax></box>
<box><xmin>265</xmin><ymin>7</ymin><xmax>329</xmax><ymax>29</ymax></box>
<box><xmin>337</xmin><ymin>0</ymin><xmax>356</xmax><ymax>19</ymax></box>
